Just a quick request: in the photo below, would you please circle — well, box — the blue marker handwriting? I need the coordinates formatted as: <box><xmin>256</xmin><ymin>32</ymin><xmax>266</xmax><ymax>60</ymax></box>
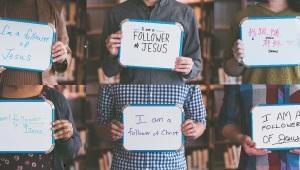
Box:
<box><xmin>0</xmin><ymin>24</ymin><xmax>51</xmax><ymax>48</ymax></box>
<box><xmin>0</xmin><ymin>113</ymin><xmax>47</xmax><ymax>134</ymax></box>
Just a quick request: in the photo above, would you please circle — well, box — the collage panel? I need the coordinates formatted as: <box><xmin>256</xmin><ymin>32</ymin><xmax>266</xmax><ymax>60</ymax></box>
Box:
<box><xmin>0</xmin><ymin>0</ymin><xmax>86</xmax><ymax>85</ymax></box>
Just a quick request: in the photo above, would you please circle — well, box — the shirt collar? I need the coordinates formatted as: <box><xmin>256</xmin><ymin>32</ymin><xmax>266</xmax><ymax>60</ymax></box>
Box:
<box><xmin>134</xmin><ymin>0</ymin><xmax>168</xmax><ymax>7</ymax></box>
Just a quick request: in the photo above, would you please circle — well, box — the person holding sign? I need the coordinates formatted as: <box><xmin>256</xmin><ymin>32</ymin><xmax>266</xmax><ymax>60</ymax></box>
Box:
<box><xmin>0</xmin><ymin>0</ymin><xmax>72</xmax><ymax>85</ymax></box>
<box><xmin>224</xmin><ymin>0</ymin><xmax>300</xmax><ymax>84</ymax></box>
<box><xmin>0</xmin><ymin>85</ymin><xmax>81</xmax><ymax>170</ymax></box>
<box><xmin>102</xmin><ymin>0</ymin><xmax>201</xmax><ymax>84</ymax></box>
<box><xmin>219</xmin><ymin>85</ymin><xmax>300</xmax><ymax>169</ymax></box>
<box><xmin>97</xmin><ymin>85</ymin><xmax>206</xmax><ymax>169</ymax></box>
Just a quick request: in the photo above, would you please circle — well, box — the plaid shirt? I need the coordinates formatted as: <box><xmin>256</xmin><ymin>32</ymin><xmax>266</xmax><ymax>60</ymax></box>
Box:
<box><xmin>219</xmin><ymin>85</ymin><xmax>300</xmax><ymax>170</ymax></box>
<box><xmin>97</xmin><ymin>85</ymin><xmax>206</xmax><ymax>170</ymax></box>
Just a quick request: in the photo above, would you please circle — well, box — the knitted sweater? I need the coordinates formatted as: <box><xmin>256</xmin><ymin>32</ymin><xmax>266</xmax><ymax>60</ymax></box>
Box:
<box><xmin>223</xmin><ymin>4</ymin><xmax>300</xmax><ymax>84</ymax></box>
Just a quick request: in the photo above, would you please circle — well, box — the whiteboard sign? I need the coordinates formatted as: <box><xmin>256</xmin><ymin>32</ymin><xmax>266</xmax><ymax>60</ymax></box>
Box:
<box><xmin>0</xmin><ymin>18</ymin><xmax>55</xmax><ymax>71</ymax></box>
<box><xmin>240</xmin><ymin>16</ymin><xmax>300</xmax><ymax>67</ymax></box>
<box><xmin>123</xmin><ymin>104</ymin><xmax>184</xmax><ymax>151</ymax></box>
<box><xmin>252</xmin><ymin>104</ymin><xmax>300</xmax><ymax>150</ymax></box>
<box><xmin>0</xmin><ymin>100</ymin><xmax>55</xmax><ymax>153</ymax></box>
<box><xmin>120</xmin><ymin>19</ymin><xmax>184</xmax><ymax>70</ymax></box>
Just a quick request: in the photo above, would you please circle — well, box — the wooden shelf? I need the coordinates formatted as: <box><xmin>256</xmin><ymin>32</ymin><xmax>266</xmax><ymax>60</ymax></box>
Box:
<box><xmin>87</xmin><ymin>3</ymin><xmax>115</xmax><ymax>9</ymax></box>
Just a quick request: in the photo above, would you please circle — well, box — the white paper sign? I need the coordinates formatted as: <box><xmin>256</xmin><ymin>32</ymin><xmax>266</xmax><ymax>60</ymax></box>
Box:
<box><xmin>120</xmin><ymin>19</ymin><xmax>184</xmax><ymax>70</ymax></box>
<box><xmin>0</xmin><ymin>18</ymin><xmax>55</xmax><ymax>71</ymax></box>
<box><xmin>252</xmin><ymin>104</ymin><xmax>300</xmax><ymax>150</ymax></box>
<box><xmin>240</xmin><ymin>17</ymin><xmax>300</xmax><ymax>67</ymax></box>
<box><xmin>123</xmin><ymin>105</ymin><xmax>184</xmax><ymax>151</ymax></box>
<box><xmin>0</xmin><ymin>100</ymin><xmax>55</xmax><ymax>153</ymax></box>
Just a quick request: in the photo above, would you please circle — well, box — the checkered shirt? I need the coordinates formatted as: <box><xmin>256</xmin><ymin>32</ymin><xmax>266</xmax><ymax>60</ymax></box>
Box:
<box><xmin>97</xmin><ymin>85</ymin><xmax>206</xmax><ymax>170</ymax></box>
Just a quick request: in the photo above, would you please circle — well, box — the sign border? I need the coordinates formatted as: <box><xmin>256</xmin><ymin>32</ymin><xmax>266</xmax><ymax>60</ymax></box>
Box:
<box><xmin>0</xmin><ymin>17</ymin><xmax>56</xmax><ymax>72</ymax></box>
<box><xmin>122</xmin><ymin>104</ymin><xmax>185</xmax><ymax>152</ymax></box>
<box><xmin>240</xmin><ymin>16</ymin><xmax>300</xmax><ymax>68</ymax></box>
<box><xmin>0</xmin><ymin>99</ymin><xmax>55</xmax><ymax>154</ymax></box>
<box><xmin>119</xmin><ymin>19</ymin><xmax>185</xmax><ymax>70</ymax></box>
<box><xmin>251</xmin><ymin>103</ymin><xmax>300</xmax><ymax>150</ymax></box>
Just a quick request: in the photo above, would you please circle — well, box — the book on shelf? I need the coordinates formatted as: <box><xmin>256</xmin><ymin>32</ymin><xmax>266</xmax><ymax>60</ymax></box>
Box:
<box><xmin>69</xmin><ymin>158</ymin><xmax>86</xmax><ymax>170</ymax></box>
<box><xmin>187</xmin><ymin>149</ymin><xmax>209</xmax><ymax>170</ymax></box>
<box><xmin>62</xmin><ymin>0</ymin><xmax>77</xmax><ymax>26</ymax></box>
<box><xmin>98</xmin><ymin>151</ymin><xmax>113</xmax><ymax>170</ymax></box>
<box><xmin>78</xmin><ymin>130</ymin><xmax>88</xmax><ymax>156</ymax></box>
<box><xmin>224</xmin><ymin>145</ymin><xmax>241</xmax><ymax>169</ymax></box>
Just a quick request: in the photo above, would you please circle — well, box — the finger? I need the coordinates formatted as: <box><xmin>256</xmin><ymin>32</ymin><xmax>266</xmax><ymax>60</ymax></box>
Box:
<box><xmin>174</xmin><ymin>68</ymin><xmax>191</xmax><ymax>73</ymax></box>
<box><xmin>53</xmin><ymin>121</ymin><xmax>69</xmax><ymax>131</ymax></box>
<box><xmin>244</xmin><ymin>136</ymin><xmax>255</xmax><ymax>146</ymax></box>
<box><xmin>184</xmin><ymin>128</ymin><xmax>196</xmax><ymax>135</ymax></box>
<box><xmin>54</xmin><ymin>129</ymin><xmax>71</xmax><ymax>139</ymax></box>
<box><xmin>183</xmin><ymin>120</ymin><xmax>194</xmax><ymax>128</ymax></box>
<box><xmin>53</xmin><ymin>50</ymin><xmax>66</xmax><ymax>59</ymax></box>
<box><xmin>109</xmin><ymin>38</ymin><xmax>121</xmax><ymax>44</ymax></box>
<box><xmin>111</xmin><ymin>129</ymin><xmax>122</xmax><ymax>137</ymax></box>
<box><xmin>55</xmin><ymin>132</ymin><xmax>72</xmax><ymax>140</ymax></box>
<box><xmin>112</xmin><ymin>135</ymin><xmax>121</xmax><ymax>141</ymax></box>
<box><xmin>110</xmin><ymin>33</ymin><xmax>122</xmax><ymax>39</ymax></box>
<box><xmin>52</xmin><ymin>45</ymin><xmax>65</xmax><ymax>54</ymax></box>
<box><xmin>114</xmin><ymin>121</ymin><xmax>124</xmax><ymax>129</ymax></box>
<box><xmin>176</xmin><ymin>58</ymin><xmax>193</xmax><ymax>65</ymax></box>
<box><xmin>53</xmin><ymin>56</ymin><xmax>66</xmax><ymax>63</ymax></box>
<box><xmin>111</xmin><ymin>124</ymin><xmax>123</xmax><ymax>133</ymax></box>
<box><xmin>253</xmin><ymin>149</ymin><xmax>271</xmax><ymax>155</ymax></box>
<box><xmin>290</xmin><ymin>149</ymin><xmax>300</xmax><ymax>154</ymax></box>
<box><xmin>0</xmin><ymin>67</ymin><xmax>6</xmax><ymax>73</ymax></box>
<box><xmin>53</xmin><ymin>120</ymin><xmax>69</xmax><ymax>126</ymax></box>
<box><xmin>183</xmin><ymin>123</ymin><xmax>194</xmax><ymax>131</ymax></box>
<box><xmin>111</xmin><ymin>44</ymin><xmax>121</xmax><ymax>48</ymax></box>
<box><xmin>175</xmin><ymin>64</ymin><xmax>192</xmax><ymax>70</ymax></box>
<box><xmin>52</xmin><ymin>42</ymin><xmax>64</xmax><ymax>50</ymax></box>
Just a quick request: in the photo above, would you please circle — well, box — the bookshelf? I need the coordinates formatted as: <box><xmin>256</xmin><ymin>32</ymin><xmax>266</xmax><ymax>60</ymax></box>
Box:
<box><xmin>55</xmin><ymin>0</ymin><xmax>87</xmax><ymax>84</ymax></box>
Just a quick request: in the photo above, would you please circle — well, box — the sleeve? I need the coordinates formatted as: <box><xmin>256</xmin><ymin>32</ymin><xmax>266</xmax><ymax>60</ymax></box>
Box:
<box><xmin>100</xmin><ymin>9</ymin><xmax>123</xmax><ymax>77</ymax></box>
<box><xmin>223</xmin><ymin>13</ymin><xmax>246</xmax><ymax>77</ymax></box>
<box><xmin>55</xmin><ymin>93</ymin><xmax>81</xmax><ymax>160</ymax></box>
<box><xmin>53</xmin><ymin>7</ymin><xmax>72</xmax><ymax>73</ymax></box>
<box><xmin>97</xmin><ymin>85</ymin><xmax>115</xmax><ymax>124</ymax></box>
<box><xmin>184</xmin><ymin>86</ymin><xmax>207</xmax><ymax>126</ymax></box>
<box><xmin>218</xmin><ymin>85</ymin><xmax>241</xmax><ymax>129</ymax></box>
<box><xmin>182</xmin><ymin>8</ymin><xmax>202</xmax><ymax>80</ymax></box>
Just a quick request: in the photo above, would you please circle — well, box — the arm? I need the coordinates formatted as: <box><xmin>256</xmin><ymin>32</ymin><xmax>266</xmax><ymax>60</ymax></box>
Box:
<box><xmin>97</xmin><ymin>85</ymin><xmax>121</xmax><ymax>141</ymax></box>
<box><xmin>183</xmin><ymin>86</ymin><xmax>207</xmax><ymax>139</ymax></box>
<box><xmin>223</xmin><ymin>17</ymin><xmax>246</xmax><ymax>77</ymax></box>
<box><xmin>219</xmin><ymin>85</ymin><xmax>270</xmax><ymax>155</ymax></box>
<box><xmin>52</xmin><ymin>7</ymin><xmax>72</xmax><ymax>73</ymax></box>
<box><xmin>179</xmin><ymin>8</ymin><xmax>202</xmax><ymax>80</ymax></box>
<box><xmin>54</xmin><ymin>95</ymin><xmax>81</xmax><ymax>159</ymax></box>
<box><xmin>100</xmin><ymin>9</ymin><xmax>123</xmax><ymax>77</ymax></box>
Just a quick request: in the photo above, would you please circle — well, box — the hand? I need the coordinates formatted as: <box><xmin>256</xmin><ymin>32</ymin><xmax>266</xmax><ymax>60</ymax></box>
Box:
<box><xmin>242</xmin><ymin>135</ymin><xmax>271</xmax><ymax>156</ymax></box>
<box><xmin>110</xmin><ymin>120</ymin><xmax>123</xmax><ymax>141</ymax></box>
<box><xmin>290</xmin><ymin>149</ymin><xmax>300</xmax><ymax>154</ymax></box>
<box><xmin>53</xmin><ymin>120</ymin><xmax>74</xmax><ymax>141</ymax></box>
<box><xmin>175</xmin><ymin>57</ymin><xmax>194</xmax><ymax>75</ymax></box>
<box><xmin>0</xmin><ymin>67</ymin><xmax>6</xmax><ymax>74</ymax></box>
<box><xmin>182</xmin><ymin>119</ymin><xmax>204</xmax><ymax>140</ymax></box>
<box><xmin>232</xmin><ymin>39</ymin><xmax>245</xmax><ymax>64</ymax></box>
<box><xmin>106</xmin><ymin>31</ymin><xmax>122</xmax><ymax>57</ymax></box>
<box><xmin>52</xmin><ymin>41</ymin><xmax>68</xmax><ymax>63</ymax></box>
